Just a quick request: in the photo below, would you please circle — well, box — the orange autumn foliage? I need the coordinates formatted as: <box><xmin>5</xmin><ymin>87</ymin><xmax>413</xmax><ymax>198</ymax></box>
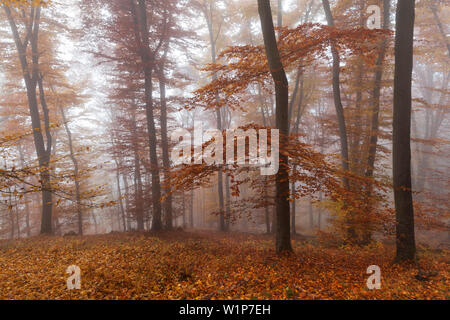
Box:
<box><xmin>0</xmin><ymin>231</ymin><xmax>447</xmax><ymax>299</ymax></box>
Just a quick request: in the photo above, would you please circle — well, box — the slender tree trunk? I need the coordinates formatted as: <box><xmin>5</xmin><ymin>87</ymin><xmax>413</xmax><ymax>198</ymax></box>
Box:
<box><xmin>59</xmin><ymin>106</ymin><xmax>83</xmax><ymax>235</ymax></box>
<box><xmin>393</xmin><ymin>0</ymin><xmax>416</xmax><ymax>262</ymax></box>
<box><xmin>258</xmin><ymin>84</ymin><xmax>274</xmax><ymax>235</ymax></box>
<box><xmin>182</xmin><ymin>192</ymin><xmax>186</xmax><ymax>228</ymax></box>
<box><xmin>322</xmin><ymin>0</ymin><xmax>354</xmax><ymax>241</ymax></box>
<box><xmin>8</xmin><ymin>190</ymin><xmax>14</xmax><ymax>239</ymax></box>
<box><xmin>318</xmin><ymin>192</ymin><xmax>323</xmax><ymax>230</ymax></box>
<box><xmin>91</xmin><ymin>211</ymin><xmax>98</xmax><ymax>234</ymax></box>
<box><xmin>123</xmin><ymin>172</ymin><xmax>132</xmax><ymax>231</ymax></box>
<box><xmin>309</xmin><ymin>197</ymin><xmax>314</xmax><ymax>229</ymax></box>
<box><xmin>291</xmin><ymin>181</ymin><xmax>296</xmax><ymax>235</ymax></box>
<box><xmin>348</xmin><ymin>0</ymin><xmax>366</xmax><ymax>175</ymax></box>
<box><xmin>225</xmin><ymin>174</ymin><xmax>231</xmax><ymax>231</ymax></box>
<box><xmin>258</xmin><ymin>0</ymin><xmax>292</xmax><ymax>253</ymax></box>
<box><xmin>158</xmin><ymin>67</ymin><xmax>173</xmax><ymax>230</ymax></box>
<box><xmin>190</xmin><ymin>189</ymin><xmax>194</xmax><ymax>228</ymax></box>
<box><xmin>363</xmin><ymin>0</ymin><xmax>391</xmax><ymax>245</ymax></box>
<box><xmin>263</xmin><ymin>177</ymin><xmax>271</xmax><ymax>233</ymax></box>
<box><xmin>289</xmin><ymin>69</ymin><xmax>305</xmax><ymax>236</ymax></box>
<box><xmin>350</xmin><ymin>65</ymin><xmax>363</xmax><ymax>173</ymax></box>
<box><xmin>15</xmin><ymin>203</ymin><xmax>20</xmax><ymax>238</ymax></box>
<box><xmin>36</xmin><ymin>41</ymin><xmax>53</xmax><ymax>236</ymax></box>
<box><xmin>321</xmin><ymin>0</ymin><xmax>350</xmax><ymax>189</ymax></box>
<box><xmin>366</xmin><ymin>0</ymin><xmax>392</xmax><ymax>179</ymax></box>
<box><xmin>203</xmin><ymin>4</ymin><xmax>226</xmax><ymax>231</ymax></box>
<box><xmin>134</xmin><ymin>153</ymin><xmax>144</xmax><ymax>230</ymax></box>
<box><xmin>130</xmin><ymin>107</ymin><xmax>145</xmax><ymax>231</ymax></box>
<box><xmin>265</xmin><ymin>204</ymin><xmax>270</xmax><ymax>234</ymax></box>
<box><xmin>115</xmin><ymin>166</ymin><xmax>126</xmax><ymax>232</ymax></box>
<box><xmin>4</xmin><ymin>5</ymin><xmax>53</xmax><ymax>234</ymax></box>
<box><xmin>24</xmin><ymin>194</ymin><xmax>31</xmax><ymax>237</ymax></box>
<box><xmin>18</xmin><ymin>145</ymin><xmax>31</xmax><ymax>237</ymax></box>
<box><xmin>130</xmin><ymin>0</ymin><xmax>163</xmax><ymax>230</ymax></box>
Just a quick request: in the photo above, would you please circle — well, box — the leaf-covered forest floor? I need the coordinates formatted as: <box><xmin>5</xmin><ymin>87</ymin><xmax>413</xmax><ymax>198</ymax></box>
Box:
<box><xmin>0</xmin><ymin>231</ymin><xmax>447</xmax><ymax>300</ymax></box>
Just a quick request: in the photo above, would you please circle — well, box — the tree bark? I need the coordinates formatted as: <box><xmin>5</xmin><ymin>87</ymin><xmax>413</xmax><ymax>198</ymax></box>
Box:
<box><xmin>130</xmin><ymin>0</ymin><xmax>163</xmax><ymax>230</ymax></box>
<box><xmin>122</xmin><ymin>172</ymin><xmax>132</xmax><ymax>231</ymax></box>
<box><xmin>203</xmin><ymin>2</ymin><xmax>226</xmax><ymax>231</ymax></box>
<box><xmin>158</xmin><ymin>66</ymin><xmax>173</xmax><ymax>231</ymax></box>
<box><xmin>321</xmin><ymin>0</ymin><xmax>350</xmax><ymax>190</ymax></box>
<box><xmin>258</xmin><ymin>0</ymin><xmax>292</xmax><ymax>253</ymax></box>
<box><xmin>225</xmin><ymin>174</ymin><xmax>231</xmax><ymax>231</ymax></box>
<box><xmin>309</xmin><ymin>197</ymin><xmax>314</xmax><ymax>229</ymax></box>
<box><xmin>366</xmin><ymin>0</ymin><xmax>391</xmax><ymax>179</ymax></box>
<box><xmin>59</xmin><ymin>106</ymin><xmax>83</xmax><ymax>235</ymax></box>
<box><xmin>114</xmin><ymin>162</ymin><xmax>126</xmax><ymax>232</ymax></box>
<box><xmin>130</xmin><ymin>105</ymin><xmax>145</xmax><ymax>231</ymax></box>
<box><xmin>393</xmin><ymin>0</ymin><xmax>416</xmax><ymax>262</ymax></box>
<box><xmin>182</xmin><ymin>191</ymin><xmax>186</xmax><ymax>228</ymax></box>
<box><xmin>18</xmin><ymin>145</ymin><xmax>31</xmax><ymax>237</ymax></box>
<box><xmin>322</xmin><ymin>0</ymin><xmax>354</xmax><ymax>242</ymax></box>
<box><xmin>362</xmin><ymin>0</ymin><xmax>391</xmax><ymax>245</ymax></box>
<box><xmin>190</xmin><ymin>189</ymin><xmax>194</xmax><ymax>228</ymax></box>
<box><xmin>291</xmin><ymin>181</ymin><xmax>296</xmax><ymax>235</ymax></box>
<box><xmin>8</xmin><ymin>190</ymin><xmax>14</xmax><ymax>239</ymax></box>
<box><xmin>4</xmin><ymin>4</ymin><xmax>53</xmax><ymax>234</ymax></box>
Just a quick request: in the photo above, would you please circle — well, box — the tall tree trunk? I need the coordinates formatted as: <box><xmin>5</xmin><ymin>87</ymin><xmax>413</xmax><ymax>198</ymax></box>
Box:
<box><xmin>158</xmin><ymin>67</ymin><xmax>173</xmax><ymax>230</ymax></box>
<box><xmin>123</xmin><ymin>172</ymin><xmax>132</xmax><ymax>231</ymax></box>
<box><xmin>393</xmin><ymin>0</ymin><xmax>416</xmax><ymax>262</ymax></box>
<box><xmin>265</xmin><ymin>203</ymin><xmax>271</xmax><ymax>234</ymax></box>
<box><xmin>258</xmin><ymin>0</ymin><xmax>292</xmax><ymax>253</ymax></box>
<box><xmin>130</xmin><ymin>107</ymin><xmax>145</xmax><ymax>231</ymax></box>
<box><xmin>225</xmin><ymin>174</ymin><xmax>231</xmax><ymax>231</ymax></box>
<box><xmin>350</xmin><ymin>65</ymin><xmax>363</xmax><ymax>173</ymax></box>
<box><xmin>130</xmin><ymin>0</ymin><xmax>163</xmax><ymax>230</ymax></box>
<box><xmin>291</xmin><ymin>181</ymin><xmax>296</xmax><ymax>235</ymax></box>
<box><xmin>190</xmin><ymin>189</ymin><xmax>194</xmax><ymax>228</ymax></box>
<box><xmin>363</xmin><ymin>0</ymin><xmax>391</xmax><ymax>244</ymax></box>
<box><xmin>114</xmin><ymin>164</ymin><xmax>126</xmax><ymax>232</ymax></box>
<box><xmin>8</xmin><ymin>190</ymin><xmax>14</xmax><ymax>239</ymax></box>
<box><xmin>110</xmin><ymin>131</ymin><xmax>127</xmax><ymax>232</ymax></box>
<box><xmin>37</xmin><ymin>76</ymin><xmax>53</xmax><ymax>235</ymax></box>
<box><xmin>348</xmin><ymin>0</ymin><xmax>366</xmax><ymax>175</ymax></box>
<box><xmin>321</xmin><ymin>0</ymin><xmax>350</xmax><ymax>189</ymax></box>
<box><xmin>318</xmin><ymin>192</ymin><xmax>323</xmax><ymax>230</ymax></box>
<box><xmin>24</xmin><ymin>194</ymin><xmax>31</xmax><ymax>237</ymax></box>
<box><xmin>15</xmin><ymin>203</ymin><xmax>20</xmax><ymax>238</ymax></box>
<box><xmin>59</xmin><ymin>106</ymin><xmax>83</xmax><ymax>235</ymax></box>
<box><xmin>4</xmin><ymin>5</ymin><xmax>53</xmax><ymax>234</ymax></box>
<box><xmin>203</xmin><ymin>3</ymin><xmax>226</xmax><ymax>231</ymax></box>
<box><xmin>289</xmin><ymin>69</ymin><xmax>305</xmax><ymax>236</ymax></box>
<box><xmin>91</xmin><ymin>211</ymin><xmax>98</xmax><ymax>234</ymax></box>
<box><xmin>182</xmin><ymin>192</ymin><xmax>186</xmax><ymax>228</ymax></box>
<box><xmin>18</xmin><ymin>145</ymin><xmax>31</xmax><ymax>237</ymax></box>
<box><xmin>134</xmin><ymin>153</ymin><xmax>144</xmax><ymax>230</ymax></box>
<box><xmin>322</xmin><ymin>0</ymin><xmax>354</xmax><ymax>241</ymax></box>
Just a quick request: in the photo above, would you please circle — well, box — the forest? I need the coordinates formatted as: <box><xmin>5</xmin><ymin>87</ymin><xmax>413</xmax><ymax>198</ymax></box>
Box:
<box><xmin>0</xmin><ymin>0</ymin><xmax>448</xmax><ymax>301</ymax></box>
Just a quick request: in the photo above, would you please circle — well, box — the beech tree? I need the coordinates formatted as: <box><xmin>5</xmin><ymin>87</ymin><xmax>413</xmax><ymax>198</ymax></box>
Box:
<box><xmin>393</xmin><ymin>0</ymin><xmax>416</xmax><ymax>262</ymax></box>
<box><xmin>2</xmin><ymin>3</ymin><xmax>54</xmax><ymax>234</ymax></box>
<box><xmin>257</xmin><ymin>0</ymin><xmax>292</xmax><ymax>253</ymax></box>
